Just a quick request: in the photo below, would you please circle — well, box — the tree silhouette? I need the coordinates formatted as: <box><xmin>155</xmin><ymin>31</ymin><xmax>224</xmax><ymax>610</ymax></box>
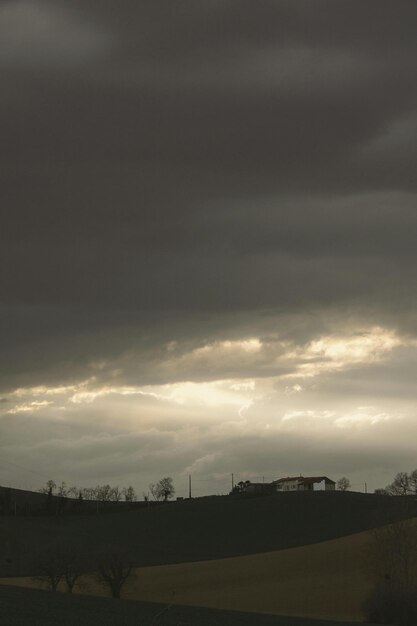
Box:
<box><xmin>98</xmin><ymin>553</ymin><xmax>132</xmax><ymax>599</ymax></box>
<box><xmin>149</xmin><ymin>477</ymin><xmax>175</xmax><ymax>501</ymax></box>
<box><xmin>337</xmin><ymin>477</ymin><xmax>351</xmax><ymax>491</ymax></box>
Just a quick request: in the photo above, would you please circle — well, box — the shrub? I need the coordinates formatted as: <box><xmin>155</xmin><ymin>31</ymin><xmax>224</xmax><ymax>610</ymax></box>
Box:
<box><xmin>97</xmin><ymin>553</ymin><xmax>132</xmax><ymax>599</ymax></box>
<box><xmin>364</xmin><ymin>582</ymin><xmax>417</xmax><ymax>625</ymax></box>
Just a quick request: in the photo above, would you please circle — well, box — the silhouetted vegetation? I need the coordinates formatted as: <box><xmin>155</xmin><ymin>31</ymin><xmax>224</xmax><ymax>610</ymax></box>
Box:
<box><xmin>149</xmin><ymin>477</ymin><xmax>175</xmax><ymax>501</ymax></box>
<box><xmin>33</xmin><ymin>545</ymin><xmax>80</xmax><ymax>592</ymax></box>
<box><xmin>337</xmin><ymin>477</ymin><xmax>351</xmax><ymax>491</ymax></box>
<box><xmin>381</xmin><ymin>469</ymin><xmax>417</xmax><ymax>495</ymax></box>
<box><xmin>38</xmin><ymin>480</ymin><xmax>137</xmax><ymax>502</ymax></box>
<box><xmin>97</xmin><ymin>553</ymin><xmax>133</xmax><ymax>599</ymax></box>
<box><xmin>122</xmin><ymin>485</ymin><xmax>136</xmax><ymax>502</ymax></box>
<box><xmin>364</xmin><ymin>516</ymin><xmax>417</xmax><ymax>624</ymax></box>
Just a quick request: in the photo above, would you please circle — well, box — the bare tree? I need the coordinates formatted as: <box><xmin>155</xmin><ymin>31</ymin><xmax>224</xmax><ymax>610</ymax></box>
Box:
<box><xmin>337</xmin><ymin>477</ymin><xmax>351</xmax><ymax>491</ymax></box>
<box><xmin>33</xmin><ymin>550</ymin><xmax>64</xmax><ymax>591</ymax></box>
<box><xmin>91</xmin><ymin>484</ymin><xmax>124</xmax><ymax>502</ymax></box>
<box><xmin>379</xmin><ymin>469</ymin><xmax>417</xmax><ymax>496</ymax></box>
<box><xmin>387</xmin><ymin>472</ymin><xmax>411</xmax><ymax>496</ymax></box>
<box><xmin>39</xmin><ymin>480</ymin><xmax>56</xmax><ymax>495</ymax></box>
<box><xmin>81</xmin><ymin>487</ymin><xmax>96</xmax><ymax>500</ymax></box>
<box><xmin>408</xmin><ymin>469</ymin><xmax>417</xmax><ymax>495</ymax></box>
<box><xmin>97</xmin><ymin>553</ymin><xmax>132</xmax><ymax>599</ymax></box>
<box><xmin>149</xmin><ymin>477</ymin><xmax>175</xmax><ymax>502</ymax></box>
<box><xmin>62</xmin><ymin>548</ymin><xmax>82</xmax><ymax>593</ymax></box>
<box><xmin>95</xmin><ymin>484</ymin><xmax>112</xmax><ymax>501</ymax></box>
<box><xmin>110</xmin><ymin>486</ymin><xmax>122</xmax><ymax>502</ymax></box>
<box><xmin>33</xmin><ymin>545</ymin><xmax>81</xmax><ymax>593</ymax></box>
<box><xmin>57</xmin><ymin>481</ymin><xmax>68</xmax><ymax>497</ymax></box>
<box><xmin>66</xmin><ymin>485</ymin><xmax>79</xmax><ymax>498</ymax></box>
<box><xmin>122</xmin><ymin>485</ymin><xmax>136</xmax><ymax>502</ymax></box>
<box><xmin>38</xmin><ymin>482</ymin><xmax>138</xmax><ymax>502</ymax></box>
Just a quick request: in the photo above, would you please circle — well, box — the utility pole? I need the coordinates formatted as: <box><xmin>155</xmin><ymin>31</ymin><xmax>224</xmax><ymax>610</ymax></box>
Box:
<box><xmin>188</xmin><ymin>474</ymin><xmax>192</xmax><ymax>499</ymax></box>
<box><xmin>231</xmin><ymin>473</ymin><xmax>234</xmax><ymax>491</ymax></box>
<box><xmin>365</xmin><ymin>482</ymin><xmax>367</xmax><ymax>494</ymax></box>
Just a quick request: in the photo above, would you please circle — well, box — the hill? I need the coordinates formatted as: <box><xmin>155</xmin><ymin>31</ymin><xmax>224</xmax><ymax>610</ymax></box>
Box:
<box><xmin>1</xmin><ymin>491</ymin><xmax>416</xmax><ymax>577</ymax></box>
<box><xmin>4</xmin><ymin>524</ymin><xmax>406</xmax><ymax>622</ymax></box>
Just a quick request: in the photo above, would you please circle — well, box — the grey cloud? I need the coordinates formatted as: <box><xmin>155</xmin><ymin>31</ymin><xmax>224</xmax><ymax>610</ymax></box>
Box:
<box><xmin>2</xmin><ymin>190</ymin><xmax>416</xmax><ymax>314</ymax></box>
<box><xmin>74</xmin><ymin>1</ymin><xmax>417</xmax><ymax>66</ymax></box>
<box><xmin>314</xmin><ymin>348</ymin><xmax>417</xmax><ymax>402</ymax></box>
<box><xmin>2</xmin><ymin>406</ymin><xmax>416</xmax><ymax>495</ymax></box>
<box><xmin>0</xmin><ymin>301</ymin><xmax>416</xmax><ymax>394</ymax></box>
<box><xmin>0</xmin><ymin>0</ymin><xmax>109</xmax><ymax>68</ymax></box>
<box><xmin>1</xmin><ymin>1</ymin><xmax>416</xmax><ymax>184</ymax></box>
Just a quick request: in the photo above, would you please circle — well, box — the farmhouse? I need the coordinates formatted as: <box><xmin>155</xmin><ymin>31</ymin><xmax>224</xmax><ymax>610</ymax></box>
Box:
<box><xmin>273</xmin><ymin>476</ymin><xmax>336</xmax><ymax>492</ymax></box>
<box><xmin>241</xmin><ymin>481</ymin><xmax>275</xmax><ymax>495</ymax></box>
<box><xmin>237</xmin><ymin>475</ymin><xmax>336</xmax><ymax>495</ymax></box>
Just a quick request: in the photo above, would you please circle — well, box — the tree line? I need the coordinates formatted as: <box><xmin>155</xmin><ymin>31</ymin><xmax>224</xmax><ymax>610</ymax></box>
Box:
<box><xmin>38</xmin><ymin>476</ymin><xmax>176</xmax><ymax>503</ymax></box>
<box><xmin>34</xmin><ymin>545</ymin><xmax>132</xmax><ymax>599</ymax></box>
<box><xmin>39</xmin><ymin>480</ymin><xmax>137</xmax><ymax>502</ymax></box>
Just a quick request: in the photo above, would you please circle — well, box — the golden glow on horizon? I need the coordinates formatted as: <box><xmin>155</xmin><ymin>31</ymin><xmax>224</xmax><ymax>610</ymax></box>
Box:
<box><xmin>284</xmin><ymin>326</ymin><xmax>401</xmax><ymax>379</ymax></box>
<box><xmin>2</xmin><ymin>326</ymin><xmax>412</xmax><ymax>427</ymax></box>
<box><xmin>282</xmin><ymin>406</ymin><xmax>399</xmax><ymax>429</ymax></box>
<box><xmin>11</xmin><ymin>383</ymin><xmax>87</xmax><ymax>397</ymax></box>
<box><xmin>192</xmin><ymin>338</ymin><xmax>262</xmax><ymax>356</ymax></box>
<box><xmin>7</xmin><ymin>400</ymin><xmax>53</xmax><ymax>414</ymax></box>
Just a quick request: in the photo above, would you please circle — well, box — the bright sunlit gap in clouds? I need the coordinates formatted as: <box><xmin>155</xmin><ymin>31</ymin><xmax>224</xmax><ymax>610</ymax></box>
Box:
<box><xmin>3</xmin><ymin>325</ymin><xmax>410</xmax><ymax>419</ymax></box>
<box><xmin>2</xmin><ymin>322</ymin><xmax>417</xmax><ymax>494</ymax></box>
<box><xmin>284</xmin><ymin>326</ymin><xmax>402</xmax><ymax>378</ymax></box>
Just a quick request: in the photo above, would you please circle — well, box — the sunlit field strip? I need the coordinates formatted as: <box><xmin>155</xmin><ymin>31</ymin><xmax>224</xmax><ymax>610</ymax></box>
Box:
<box><xmin>0</xmin><ymin>526</ymin><xmax>399</xmax><ymax>622</ymax></box>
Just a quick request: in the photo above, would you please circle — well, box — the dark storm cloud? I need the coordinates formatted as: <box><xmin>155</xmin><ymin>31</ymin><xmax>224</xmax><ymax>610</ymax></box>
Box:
<box><xmin>0</xmin><ymin>1</ymin><xmax>416</xmax><ymax>422</ymax></box>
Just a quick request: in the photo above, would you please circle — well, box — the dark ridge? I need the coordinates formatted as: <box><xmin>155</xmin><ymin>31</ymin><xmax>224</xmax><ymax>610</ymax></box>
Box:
<box><xmin>1</xmin><ymin>490</ymin><xmax>417</xmax><ymax>577</ymax></box>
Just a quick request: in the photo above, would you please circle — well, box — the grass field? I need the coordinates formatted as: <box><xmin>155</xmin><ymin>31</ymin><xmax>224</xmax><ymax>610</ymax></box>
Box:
<box><xmin>0</xmin><ymin>585</ymin><xmax>375</xmax><ymax>626</ymax></box>
<box><xmin>0</xmin><ymin>529</ymin><xmax>375</xmax><ymax>622</ymax></box>
<box><xmin>123</xmin><ymin>530</ymin><xmax>376</xmax><ymax>622</ymax></box>
<box><xmin>3</xmin><ymin>524</ymin><xmax>413</xmax><ymax>622</ymax></box>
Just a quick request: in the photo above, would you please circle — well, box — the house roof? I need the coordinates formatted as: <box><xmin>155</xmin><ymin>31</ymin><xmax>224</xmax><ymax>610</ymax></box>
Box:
<box><xmin>273</xmin><ymin>476</ymin><xmax>335</xmax><ymax>485</ymax></box>
<box><xmin>246</xmin><ymin>482</ymin><xmax>274</xmax><ymax>488</ymax></box>
<box><xmin>273</xmin><ymin>476</ymin><xmax>303</xmax><ymax>483</ymax></box>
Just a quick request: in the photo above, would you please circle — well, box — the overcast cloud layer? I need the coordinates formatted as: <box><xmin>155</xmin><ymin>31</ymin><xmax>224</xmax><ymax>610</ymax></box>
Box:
<box><xmin>1</xmin><ymin>1</ymin><xmax>416</xmax><ymax>496</ymax></box>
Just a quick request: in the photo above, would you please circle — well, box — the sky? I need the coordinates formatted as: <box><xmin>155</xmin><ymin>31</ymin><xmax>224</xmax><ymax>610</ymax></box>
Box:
<box><xmin>1</xmin><ymin>0</ymin><xmax>416</xmax><ymax>498</ymax></box>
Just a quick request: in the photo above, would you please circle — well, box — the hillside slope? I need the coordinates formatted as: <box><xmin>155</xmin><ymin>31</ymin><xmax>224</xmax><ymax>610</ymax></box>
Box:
<box><xmin>1</xmin><ymin>491</ymin><xmax>416</xmax><ymax>577</ymax></box>
<box><xmin>2</xmin><ymin>525</ymin><xmax>400</xmax><ymax>622</ymax></box>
